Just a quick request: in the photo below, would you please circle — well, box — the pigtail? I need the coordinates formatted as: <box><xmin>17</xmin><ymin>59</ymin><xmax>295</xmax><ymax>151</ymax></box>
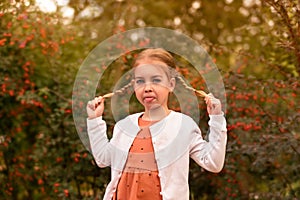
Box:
<box><xmin>101</xmin><ymin>79</ymin><xmax>134</xmax><ymax>99</ymax></box>
<box><xmin>114</xmin><ymin>79</ymin><xmax>134</xmax><ymax>95</ymax></box>
<box><xmin>174</xmin><ymin>73</ymin><xmax>208</xmax><ymax>98</ymax></box>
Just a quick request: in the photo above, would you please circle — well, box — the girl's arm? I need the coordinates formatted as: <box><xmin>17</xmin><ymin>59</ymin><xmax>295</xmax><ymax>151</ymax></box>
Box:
<box><xmin>189</xmin><ymin>94</ymin><xmax>227</xmax><ymax>173</ymax></box>
<box><xmin>86</xmin><ymin>97</ymin><xmax>112</xmax><ymax>167</ymax></box>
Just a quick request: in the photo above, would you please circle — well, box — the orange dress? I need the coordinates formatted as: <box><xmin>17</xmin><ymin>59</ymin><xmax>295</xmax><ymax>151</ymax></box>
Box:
<box><xmin>112</xmin><ymin>118</ymin><xmax>162</xmax><ymax>200</ymax></box>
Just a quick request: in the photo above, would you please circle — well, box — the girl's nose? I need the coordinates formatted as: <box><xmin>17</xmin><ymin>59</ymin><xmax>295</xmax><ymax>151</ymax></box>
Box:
<box><xmin>144</xmin><ymin>83</ymin><xmax>153</xmax><ymax>93</ymax></box>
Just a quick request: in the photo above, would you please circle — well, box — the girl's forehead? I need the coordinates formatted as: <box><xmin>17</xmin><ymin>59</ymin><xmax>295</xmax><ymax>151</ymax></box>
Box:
<box><xmin>134</xmin><ymin>64</ymin><xmax>168</xmax><ymax>77</ymax></box>
<box><xmin>134</xmin><ymin>59</ymin><xmax>168</xmax><ymax>68</ymax></box>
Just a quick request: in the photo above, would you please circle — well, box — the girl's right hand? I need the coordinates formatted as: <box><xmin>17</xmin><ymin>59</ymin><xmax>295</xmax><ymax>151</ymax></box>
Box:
<box><xmin>86</xmin><ymin>96</ymin><xmax>105</xmax><ymax>119</ymax></box>
<box><xmin>205</xmin><ymin>93</ymin><xmax>222</xmax><ymax>115</ymax></box>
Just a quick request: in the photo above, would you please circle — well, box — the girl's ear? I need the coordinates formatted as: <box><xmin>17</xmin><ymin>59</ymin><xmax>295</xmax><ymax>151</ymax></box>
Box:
<box><xmin>169</xmin><ymin>77</ymin><xmax>176</xmax><ymax>92</ymax></box>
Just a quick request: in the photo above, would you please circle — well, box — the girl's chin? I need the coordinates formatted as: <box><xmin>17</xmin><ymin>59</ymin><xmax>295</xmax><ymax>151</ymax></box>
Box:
<box><xmin>145</xmin><ymin>103</ymin><xmax>165</xmax><ymax>111</ymax></box>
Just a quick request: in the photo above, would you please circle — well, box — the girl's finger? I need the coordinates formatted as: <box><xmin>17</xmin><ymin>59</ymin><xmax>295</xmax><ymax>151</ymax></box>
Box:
<box><xmin>87</xmin><ymin>100</ymin><xmax>95</xmax><ymax>110</ymax></box>
<box><xmin>96</xmin><ymin>97</ymin><xmax>104</xmax><ymax>105</ymax></box>
<box><xmin>211</xmin><ymin>98</ymin><xmax>221</xmax><ymax>105</ymax></box>
<box><xmin>205</xmin><ymin>93</ymin><xmax>214</xmax><ymax>104</ymax></box>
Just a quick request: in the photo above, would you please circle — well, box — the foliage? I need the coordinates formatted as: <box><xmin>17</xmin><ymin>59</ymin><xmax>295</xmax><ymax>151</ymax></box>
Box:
<box><xmin>0</xmin><ymin>0</ymin><xmax>299</xmax><ymax>199</ymax></box>
<box><xmin>0</xmin><ymin>1</ymin><xmax>103</xmax><ymax>199</ymax></box>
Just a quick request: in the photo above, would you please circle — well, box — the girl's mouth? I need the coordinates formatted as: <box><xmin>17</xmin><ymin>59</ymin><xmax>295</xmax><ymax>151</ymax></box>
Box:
<box><xmin>143</xmin><ymin>96</ymin><xmax>156</xmax><ymax>103</ymax></box>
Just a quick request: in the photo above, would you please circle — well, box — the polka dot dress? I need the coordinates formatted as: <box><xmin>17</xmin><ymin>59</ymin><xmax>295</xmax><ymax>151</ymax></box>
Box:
<box><xmin>112</xmin><ymin>118</ymin><xmax>162</xmax><ymax>200</ymax></box>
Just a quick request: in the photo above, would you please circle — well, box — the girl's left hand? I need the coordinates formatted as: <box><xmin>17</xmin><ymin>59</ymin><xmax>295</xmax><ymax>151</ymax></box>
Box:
<box><xmin>205</xmin><ymin>93</ymin><xmax>222</xmax><ymax>115</ymax></box>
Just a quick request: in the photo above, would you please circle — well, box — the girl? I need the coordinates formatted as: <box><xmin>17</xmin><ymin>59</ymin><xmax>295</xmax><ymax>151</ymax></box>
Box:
<box><xmin>86</xmin><ymin>48</ymin><xmax>227</xmax><ymax>200</ymax></box>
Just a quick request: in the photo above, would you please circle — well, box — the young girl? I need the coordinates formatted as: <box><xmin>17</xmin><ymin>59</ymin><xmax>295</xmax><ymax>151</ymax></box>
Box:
<box><xmin>86</xmin><ymin>48</ymin><xmax>227</xmax><ymax>200</ymax></box>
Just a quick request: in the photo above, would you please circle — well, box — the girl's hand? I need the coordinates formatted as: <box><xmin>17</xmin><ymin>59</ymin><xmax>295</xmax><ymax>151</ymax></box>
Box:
<box><xmin>205</xmin><ymin>93</ymin><xmax>222</xmax><ymax>115</ymax></box>
<box><xmin>86</xmin><ymin>96</ymin><xmax>105</xmax><ymax>119</ymax></box>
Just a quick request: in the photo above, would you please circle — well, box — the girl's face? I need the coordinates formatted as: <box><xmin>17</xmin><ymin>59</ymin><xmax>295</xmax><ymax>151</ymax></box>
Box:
<box><xmin>133</xmin><ymin>59</ymin><xmax>175</xmax><ymax>112</ymax></box>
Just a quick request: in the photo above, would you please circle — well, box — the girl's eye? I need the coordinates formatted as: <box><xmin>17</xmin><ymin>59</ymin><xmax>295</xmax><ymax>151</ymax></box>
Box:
<box><xmin>152</xmin><ymin>78</ymin><xmax>161</xmax><ymax>83</ymax></box>
<box><xmin>135</xmin><ymin>79</ymin><xmax>144</xmax><ymax>84</ymax></box>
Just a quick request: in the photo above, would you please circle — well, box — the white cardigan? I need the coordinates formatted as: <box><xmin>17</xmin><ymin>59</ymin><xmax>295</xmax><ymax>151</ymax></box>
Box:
<box><xmin>87</xmin><ymin>111</ymin><xmax>227</xmax><ymax>200</ymax></box>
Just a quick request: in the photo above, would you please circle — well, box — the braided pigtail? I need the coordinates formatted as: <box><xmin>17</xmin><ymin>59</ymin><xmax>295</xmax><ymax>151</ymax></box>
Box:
<box><xmin>114</xmin><ymin>79</ymin><xmax>134</xmax><ymax>95</ymax></box>
<box><xmin>174</xmin><ymin>72</ymin><xmax>208</xmax><ymax>98</ymax></box>
<box><xmin>101</xmin><ymin>79</ymin><xmax>134</xmax><ymax>99</ymax></box>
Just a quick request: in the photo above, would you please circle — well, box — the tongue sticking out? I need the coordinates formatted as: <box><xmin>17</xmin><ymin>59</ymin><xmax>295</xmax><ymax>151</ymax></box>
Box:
<box><xmin>144</xmin><ymin>97</ymin><xmax>155</xmax><ymax>103</ymax></box>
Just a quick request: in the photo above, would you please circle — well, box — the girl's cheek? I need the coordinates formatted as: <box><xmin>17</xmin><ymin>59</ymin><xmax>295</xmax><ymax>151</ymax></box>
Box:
<box><xmin>134</xmin><ymin>86</ymin><xmax>142</xmax><ymax>93</ymax></box>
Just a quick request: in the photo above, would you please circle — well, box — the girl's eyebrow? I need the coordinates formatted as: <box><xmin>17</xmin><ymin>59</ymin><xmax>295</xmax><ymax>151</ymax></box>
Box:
<box><xmin>134</xmin><ymin>76</ymin><xmax>144</xmax><ymax>79</ymax></box>
<box><xmin>152</xmin><ymin>75</ymin><xmax>163</xmax><ymax>78</ymax></box>
<box><xmin>134</xmin><ymin>75</ymin><xmax>163</xmax><ymax>79</ymax></box>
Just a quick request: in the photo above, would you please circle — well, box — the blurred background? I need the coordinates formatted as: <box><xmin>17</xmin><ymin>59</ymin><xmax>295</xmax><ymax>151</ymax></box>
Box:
<box><xmin>0</xmin><ymin>0</ymin><xmax>299</xmax><ymax>199</ymax></box>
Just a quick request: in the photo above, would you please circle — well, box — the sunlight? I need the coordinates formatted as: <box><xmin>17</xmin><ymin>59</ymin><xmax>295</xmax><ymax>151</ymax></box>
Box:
<box><xmin>35</xmin><ymin>0</ymin><xmax>70</xmax><ymax>13</ymax></box>
<box><xmin>36</xmin><ymin>0</ymin><xmax>57</xmax><ymax>13</ymax></box>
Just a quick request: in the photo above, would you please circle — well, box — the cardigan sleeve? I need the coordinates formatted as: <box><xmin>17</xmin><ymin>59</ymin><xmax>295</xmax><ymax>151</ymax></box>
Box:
<box><xmin>189</xmin><ymin>114</ymin><xmax>227</xmax><ymax>173</ymax></box>
<box><xmin>87</xmin><ymin>117</ymin><xmax>112</xmax><ymax>168</ymax></box>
